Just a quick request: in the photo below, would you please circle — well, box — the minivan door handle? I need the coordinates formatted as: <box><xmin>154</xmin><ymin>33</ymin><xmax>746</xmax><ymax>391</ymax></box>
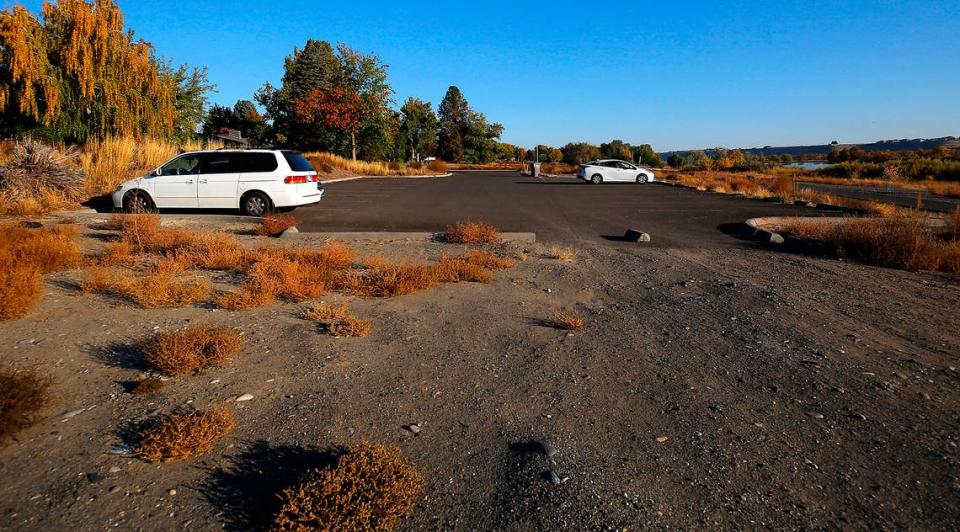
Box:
<box><xmin>198</xmin><ymin>179</ymin><xmax>208</xmax><ymax>184</ymax></box>
<box><xmin>185</xmin><ymin>179</ymin><xmax>194</xmax><ymax>184</ymax></box>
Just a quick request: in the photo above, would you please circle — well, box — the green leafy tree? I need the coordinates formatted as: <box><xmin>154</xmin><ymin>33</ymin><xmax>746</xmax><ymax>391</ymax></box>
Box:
<box><xmin>634</xmin><ymin>144</ymin><xmax>662</xmax><ymax>167</ymax></box>
<box><xmin>667</xmin><ymin>154</ymin><xmax>685</xmax><ymax>168</ymax></box>
<box><xmin>159</xmin><ymin>62</ymin><xmax>215</xmax><ymax>141</ymax></box>
<box><xmin>547</xmin><ymin>147</ymin><xmax>563</xmax><ymax>163</ymax></box>
<box><xmin>561</xmin><ymin>142</ymin><xmax>600</xmax><ymax>164</ymax></box>
<box><xmin>256</xmin><ymin>39</ymin><xmax>392</xmax><ymax>156</ymax></box>
<box><xmin>397</xmin><ymin>97</ymin><xmax>437</xmax><ymax>161</ymax></box>
<box><xmin>600</xmin><ymin>139</ymin><xmax>633</xmax><ymax>161</ymax></box>
<box><xmin>437</xmin><ymin>86</ymin><xmax>469</xmax><ymax>162</ymax></box>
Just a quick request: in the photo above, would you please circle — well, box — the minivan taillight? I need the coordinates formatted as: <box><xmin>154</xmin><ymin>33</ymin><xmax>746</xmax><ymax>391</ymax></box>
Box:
<box><xmin>284</xmin><ymin>175</ymin><xmax>308</xmax><ymax>184</ymax></box>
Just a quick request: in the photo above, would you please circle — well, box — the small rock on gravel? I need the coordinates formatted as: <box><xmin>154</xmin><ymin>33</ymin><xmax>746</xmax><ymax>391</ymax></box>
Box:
<box><xmin>545</xmin><ymin>470</ymin><xmax>562</xmax><ymax>485</ymax></box>
<box><xmin>535</xmin><ymin>440</ymin><xmax>558</xmax><ymax>457</ymax></box>
<box><xmin>236</xmin><ymin>394</ymin><xmax>254</xmax><ymax>402</ymax></box>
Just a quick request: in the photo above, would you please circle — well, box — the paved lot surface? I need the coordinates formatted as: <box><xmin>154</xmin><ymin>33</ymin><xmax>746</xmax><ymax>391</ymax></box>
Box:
<box><xmin>798</xmin><ymin>181</ymin><xmax>960</xmax><ymax>213</ymax></box>
<box><xmin>298</xmin><ymin>171</ymin><xmax>838</xmax><ymax>246</ymax></box>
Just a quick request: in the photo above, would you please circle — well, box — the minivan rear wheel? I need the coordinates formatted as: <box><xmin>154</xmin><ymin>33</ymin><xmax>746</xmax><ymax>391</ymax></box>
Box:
<box><xmin>591</xmin><ymin>174</ymin><xmax>603</xmax><ymax>184</ymax></box>
<box><xmin>241</xmin><ymin>192</ymin><xmax>272</xmax><ymax>217</ymax></box>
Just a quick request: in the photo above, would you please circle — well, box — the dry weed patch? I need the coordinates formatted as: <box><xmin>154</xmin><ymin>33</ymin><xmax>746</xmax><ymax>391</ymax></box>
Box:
<box><xmin>330</xmin><ymin>316</ymin><xmax>373</xmax><ymax>338</ymax></box>
<box><xmin>554</xmin><ymin>311</ymin><xmax>586</xmax><ymax>331</ymax></box>
<box><xmin>256</xmin><ymin>214</ymin><xmax>299</xmax><ymax>237</ymax></box>
<box><xmin>136</xmin><ymin>405</ymin><xmax>236</xmax><ymax>463</ymax></box>
<box><xmin>143</xmin><ymin>325</ymin><xmax>243</xmax><ymax>377</ymax></box>
<box><xmin>81</xmin><ymin>262</ymin><xmax>212</xmax><ymax>308</ymax></box>
<box><xmin>445</xmin><ymin>221</ymin><xmax>500</xmax><ymax>244</ymax></box>
<box><xmin>305</xmin><ymin>304</ymin><xmax>351</xmax><ymax>322</ymax></box>
<box><xmin>0</xmin><ymin>365</ymin><xmax>51</xmax><ymax>445</ymax></box>
<box><xmin>433</xmin><ymin>256</ymin><xmax>492</xmax><ymax>283</ymax></box>
<box><xmin>0</xmin><ymin>224</ymin><xmax>82</xmax><ymax>320</ymax></box>
<box><xmin>547</xmin><ymin>246</ymin><xmax>575</xmax><ymax>262</ymax></box>
<box><xmin>783</xmin><ymin>218</ymin><xmax>960</xmax><ymax>278</ymax></box>
<box><xmin>273</xmin><ymin>441</ymin><xmax>425</xmax><ymax>531</ymax></box>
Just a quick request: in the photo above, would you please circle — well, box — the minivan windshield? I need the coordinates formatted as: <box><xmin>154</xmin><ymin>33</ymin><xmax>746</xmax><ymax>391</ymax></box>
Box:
<box><xmin>283</xmin><ymin>151</ymin><xmax>316</xmax><ymax>172</ymax></box>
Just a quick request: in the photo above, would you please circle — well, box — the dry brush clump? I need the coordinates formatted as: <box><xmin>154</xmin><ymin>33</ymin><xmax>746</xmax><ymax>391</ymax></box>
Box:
<box><xmin>783</xmin><ymin>218</ymin><xmax>960</xmax><ymax>278</ymax></box>
<box><xmin>0</xmin><ymin>224</ymin><xmax>82</xmax><ymax>320</ymax></box>
<box><xmin>553</xmin><ymin>311</ymin><xmax>586</xmax><ymax>331</ymax></box>
<box><xmin>142</xmin><ymin>325</ymin><xmax>243</xmax><ymax>377</ymax></box>
<box><xmin>81</xmin><ymin>260</ymin><xmax>213</xmax><ymax>309</ymax></box>
<box><xmin>256</xmin><ymin>214</ymin><xmax>299</xmax><ymax>237</ymax></box>
<box><xmin>273</xmin><ymin>441</ymin><xmax>425</xmax><ymax>531</ymax></box>
<box><xmin>0</xmin><ymin>364</ymin><xmax>52</xmax><ymax>446</ymax></box>
<box><xmin>445</xmin><ymin>221</ymin><xmax>500</xmax><ymax>244</ymax></box>
<box><xmin>136</xmin><ymin>405</ymin><xmax>236</xmax><ymax>464</ymax></box>
<box><xmin>0</xmin><ymin>140</ymin><xmax>84</xmax><ymax>214</ymax></box>
<box><xmin>546</xmin><ymin>246</ymin><xmax>575</xmax><ymax>262</ymax></box>
<box><xmin>306</xmin><ymin>304</ymin><xmax>372</xmax><ymax>337</ymax></box>
<box><xmin>329</xmin><ymin>316</ymin><xmax>373</xmax><ymax>338</ymax></box>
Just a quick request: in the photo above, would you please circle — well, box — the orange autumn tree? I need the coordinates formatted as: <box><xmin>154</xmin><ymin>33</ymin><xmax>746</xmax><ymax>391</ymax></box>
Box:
<box><xmin>292</xmin><ymin>87</ymin><xmax>365</xmax><ymax>160</ymax></box>
<box><xmin>0</xmin><ymin>0</ymin><xmax>176</xmax><ymax>141</ymax></box>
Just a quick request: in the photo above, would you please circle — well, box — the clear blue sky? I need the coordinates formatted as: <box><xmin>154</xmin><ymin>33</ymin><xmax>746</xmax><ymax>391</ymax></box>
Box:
<box><xmin>13</xmin><ymin>0</ymin><xmax>960</xmax><ymax>151</ymax></box>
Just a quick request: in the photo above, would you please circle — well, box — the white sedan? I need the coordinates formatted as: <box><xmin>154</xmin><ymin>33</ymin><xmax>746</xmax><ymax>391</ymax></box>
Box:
<box><xmin>577</xmin><ymin>159</ymin><xmax>656</xmax><ymax>184</ymax></box>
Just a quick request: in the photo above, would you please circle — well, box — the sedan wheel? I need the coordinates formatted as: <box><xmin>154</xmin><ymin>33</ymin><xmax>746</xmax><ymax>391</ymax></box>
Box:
<box><xmin>636</xmin><ymin>174</ymin><xmax>649</xmax><ymax>184</ymax></box>
<box><xmin>591</xmin><ymin>174</ymin><xmax>603</xmax><ymax>184</ymax></box>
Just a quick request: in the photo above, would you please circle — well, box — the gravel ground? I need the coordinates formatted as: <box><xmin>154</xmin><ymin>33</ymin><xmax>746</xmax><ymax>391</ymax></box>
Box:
<box><xmin>1</xmin><ymin>223</ymin><xmax>959</xmax><ymax>530</ymax></box>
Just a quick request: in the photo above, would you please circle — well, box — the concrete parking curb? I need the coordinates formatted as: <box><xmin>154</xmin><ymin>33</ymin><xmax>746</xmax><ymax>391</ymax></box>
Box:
<box><xmin>283</xmin><ymin>230</ymin><xmax>537</xmax><ymax>243</ymax></box>
<box><xmin>53</xmin><ymin>210</ymin><xmax>259</xmax><ymax>224</ymax></box>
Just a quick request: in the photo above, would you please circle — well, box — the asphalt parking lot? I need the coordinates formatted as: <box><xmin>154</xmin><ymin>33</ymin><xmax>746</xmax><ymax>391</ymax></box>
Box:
<box><xmin>298</xmin><ymin>171</ymin><xmax>837</xmax><ymax>247</ymax></box>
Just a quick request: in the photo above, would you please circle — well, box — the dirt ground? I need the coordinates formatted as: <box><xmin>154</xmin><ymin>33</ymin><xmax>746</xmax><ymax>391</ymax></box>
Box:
<box><xmin>1</xmin><ymin>215</ymin><xmax>959</xmax><ymax>530</ymax></box>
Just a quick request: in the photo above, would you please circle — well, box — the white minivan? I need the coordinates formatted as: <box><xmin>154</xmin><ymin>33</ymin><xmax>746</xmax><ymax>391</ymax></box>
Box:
<box><xmin>111</xmin><ymin>150</ymin><xmax>324</xmax><ymax>216</ymax></box>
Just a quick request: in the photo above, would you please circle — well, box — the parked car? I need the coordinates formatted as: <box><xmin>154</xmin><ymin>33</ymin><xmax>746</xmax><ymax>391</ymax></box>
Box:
<box><xmin>577</xmin><ymin>159</ymin><xmax>656</xmax><ymax>184</ymax></box>
<box><xmin>112</xmin><ymin>150</ymin><xmax>324</xmax><ymax>216</ymax></box>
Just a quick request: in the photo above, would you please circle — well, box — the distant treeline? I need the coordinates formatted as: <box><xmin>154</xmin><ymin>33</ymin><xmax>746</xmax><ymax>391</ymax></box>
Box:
<box><xmin>663</xmin><ymin>136</ymin><xmax>959</xmax><ymax>160</ymax></box>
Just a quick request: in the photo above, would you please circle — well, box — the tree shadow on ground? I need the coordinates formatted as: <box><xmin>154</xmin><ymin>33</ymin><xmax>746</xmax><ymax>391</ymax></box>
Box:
<box><xmin>199</xmin><ymin>440</ymin><xmax>342</xmax><ymax>531</ymax></box>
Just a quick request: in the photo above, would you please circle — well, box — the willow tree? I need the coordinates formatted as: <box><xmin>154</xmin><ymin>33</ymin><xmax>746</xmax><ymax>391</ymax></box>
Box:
<box><xmin>0</xmin><ymin>0</ymin><xmax>179</xmax><ymax>141</ymax></box>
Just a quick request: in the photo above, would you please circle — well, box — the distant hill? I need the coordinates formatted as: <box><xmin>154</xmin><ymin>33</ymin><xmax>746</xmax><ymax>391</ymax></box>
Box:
<box><xmin>662</xmin><ymin>136</ymin><xmax>959</xmax><ymax>159</ymax></box>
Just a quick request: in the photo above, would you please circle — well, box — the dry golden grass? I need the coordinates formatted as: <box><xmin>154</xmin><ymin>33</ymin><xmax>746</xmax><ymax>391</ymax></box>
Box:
<box><xmin>273</xmin><ymin>441</ymin><xmax>425</xmax><ymax>531</ymax></box>
<box><xmin>464</xmin><ymin>249</ymin><xmax>516</xmax><ymax>270</ymax></box>
<box><xmin>445</xmin><ymin>221</ymin><xmax>500</xmax><ymax>244</ymax></box>
<box><xmin>113</xmin><ymin>214</ymin><xmax>248</xmax><ymax>271</ymax></box>
<box><xmin>305</xmin><ymin>152</ymin><xmax>445</xmax><ymax>177</ymax></box>
<box><xmin>136</xmin><ymin>405</ymin><xmax>236</xmax><ymax>464</ymax></box>
<box><xmin>93</xmin><ymin>240</ymin><xmax>134</xmax><ymax>266</ymax></box>
<box><xmin>338</xmin><ymin>263</ymin><xmax>437</xmax><ymax>298</ymax></box>
<box><xmin>80</xmin><ymin>136</ymin><xmax>223</xmax><ymax>196</ymax></box>
<box><xmin>81</xmin><ymin>261</ymin><xmax>213</xmax><ymax>308</ymax></box>
<box><xmin>256</xmin><ymin>214</ymin><xmax>299</xmax><ymax>237</ymax></box>
<box><xmin>305</xmin><ymin>304</ymin><xmax>351</xmax><ymax>322</ymax></box>
<box><xmin>0</xmin><ymin>364</ymin><xmax>51</xmax><ymax>446</ymax></box>
<box><xmin>131</xmin><ymin>377</ymin><xmax>165</xmax><ymax>395</ymax></box>
<box><xmin>426</xmin><ymin>160</ymin><xmax>448</xmax><ymax>173</ymax></box>
<box><xmin>0</xmin><ymin>224</ymin><xmax>82</xmax><ymax>320</ymax></box>
<box><xmin>142</xmin><ymin>325</ymin><xmax>243</xmax><ymax>377</ymax></box>
<box><xmin>553</xmin><ymin>311</ymin><xmax>586</xmax><ymax>331</ymax></box>
<box><xmin>330</xmin><ymin>316</ymin><xmax>373</xmax><ymax>338</ymax></box>
<box><xmin>547</xmin><ymin>246</ymin><xmax>575</xmax><ymax>262</ymax></box>
<box><xmin>0</xmin><ymin>263</ymin><xmax>43</xmax><ymax>320</ymax></box>
<box><xmin>433</xmin><ymin>255</ymin><xmax>492</xmax><ymax>283</ymax></box>
<box><xmin>783</xmin><ymin>218</ymin><xmax>960</xmax><ymax>278</ymax></box>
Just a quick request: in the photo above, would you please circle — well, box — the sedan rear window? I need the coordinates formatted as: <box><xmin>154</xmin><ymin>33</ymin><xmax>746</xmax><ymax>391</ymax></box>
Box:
<box><xmin>283</xmin><ymin>152</ymin><xmax>316</xmax><ymax>172</ymax></box>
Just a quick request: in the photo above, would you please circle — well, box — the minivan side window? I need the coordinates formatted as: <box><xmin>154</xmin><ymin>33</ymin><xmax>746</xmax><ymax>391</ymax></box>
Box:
<box><xmin>199</xmin><ymin>153</ymin><xmax>235</xmax><ymax>174</ymax></box>
<box><xmin>234</xmin><ymin>153</ymin><xmax>279</xmax><ymax>173</ymax></box>
<box><xmin>159</xmin><ymin>155</ymin><xmax>200</xmax><ymax>176</ymax></box>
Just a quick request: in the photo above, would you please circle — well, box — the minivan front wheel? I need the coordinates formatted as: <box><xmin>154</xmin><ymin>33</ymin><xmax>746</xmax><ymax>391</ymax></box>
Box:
<box><xmin>123</xmin><ymin>190</ymin><xmax>153</xmax><ymax>213</ymax></box>
<box><xmin>241</xmin><ymin>192</ymin><xmax>272</xmax><ymax>217</ymax></box>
